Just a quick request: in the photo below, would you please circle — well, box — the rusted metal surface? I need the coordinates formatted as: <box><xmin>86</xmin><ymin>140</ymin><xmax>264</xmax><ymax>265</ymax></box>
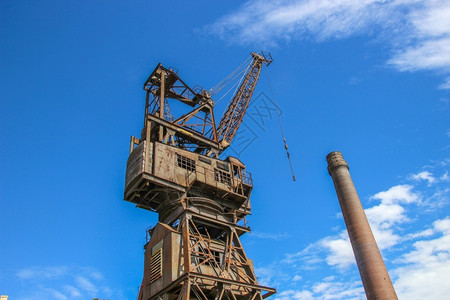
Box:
<box><xmin>216</xmin><ymin>52</ymin><xmax>272</xmax><ymax>150</ymax></box>
<box><xmin>139</xmin><ymin>52</ymin><xmax>271</xmax><ymax>156</ymax></box>
<box><xmin>327</xmin><ymin>151</ymin><xmax>398</xmax><ymax>300</ymax></box>
<box><xmin>136</xmin><ymin>198</ymin><xmax>276</xmax><ymax>300</ymax></box>
<box><xmin>125</xmin><ymin>52</ymin><xmax>275</xmax><ymax>299</ymax></box>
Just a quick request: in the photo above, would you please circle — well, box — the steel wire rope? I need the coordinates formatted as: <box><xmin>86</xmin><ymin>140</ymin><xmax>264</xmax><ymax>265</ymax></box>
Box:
<box><xmin>210</xmin><ymin>56</ymin><xmax>252</xmax><ymax>96</ymax></box>
<box><xmin>215</xmin><ymin>61</ymin><xmax>252</xmax><ymax>135</ymax></box>
<box><xmin>210</xmin><ymin>64</ymin><xmax>247</xmax><ymax>96</ymax></box>
<box><xmin>264</xmin><ymin>66</ymin><xmax>296</xmax><ymax>182</ymax></box>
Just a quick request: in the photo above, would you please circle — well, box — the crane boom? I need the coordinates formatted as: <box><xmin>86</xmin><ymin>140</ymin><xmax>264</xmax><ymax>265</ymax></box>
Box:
<box><xmin>216</xmin><ymin>52</ymin><xmax>272</xmax><ymax>151</ymax></box>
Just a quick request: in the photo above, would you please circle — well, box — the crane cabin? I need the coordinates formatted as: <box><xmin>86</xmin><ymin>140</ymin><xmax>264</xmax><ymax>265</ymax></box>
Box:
<box><xmin>124</xmin><ymin>139</ymin><xmax>253</xmax><ymax>223</ymax></box>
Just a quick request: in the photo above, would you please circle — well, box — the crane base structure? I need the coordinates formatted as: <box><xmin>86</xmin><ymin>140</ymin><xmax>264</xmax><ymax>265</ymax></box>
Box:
<box><xmin>137</xmin><ymin>197</ymin><xmax>276</xmax><ymax>300</ymax></box>
<box><xmin>124</xmin><ymin>52</ymin><xmax>275</xmax><ymax>300</ymax></box>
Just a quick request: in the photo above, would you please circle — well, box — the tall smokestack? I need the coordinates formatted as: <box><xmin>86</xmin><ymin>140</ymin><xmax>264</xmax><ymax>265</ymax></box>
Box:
<box><xmin>326</xmin><ymin>151</ymin><xmax>398</xmax><ymax>300</ymax></box>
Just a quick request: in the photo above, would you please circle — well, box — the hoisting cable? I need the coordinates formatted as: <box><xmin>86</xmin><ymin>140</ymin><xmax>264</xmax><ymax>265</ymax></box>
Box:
<box><xmin>264</xmin><ymin>66</ymin><xmax>296</xmax><ymax>182</ymax></box>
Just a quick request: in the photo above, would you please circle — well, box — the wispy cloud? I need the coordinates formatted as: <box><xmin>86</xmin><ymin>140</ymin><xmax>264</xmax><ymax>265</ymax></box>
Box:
<box><xmin>442</xmin><ymin>171</ymin><xmax>450</xmax><ymax>181</ymax></box>
<box><xmin>205</xmin><ymin>0</ymin><xmax>450</xmax><ymax>88</ymax></box>
<box><xmin>16</xmin><ymin>266</ymin><xmax>68</xmax><ymax>280</ymax></box>
<box><xmin>63</xmin><ymin>285</ymin><xmax>81</xmax><ymax>298</ymax></box>
<box><xmin>251</xmin><ymin>231</ymin><xmax>289</xmax><ymax>240</ymax></box>
<box><xmin>388</xmin><ymin>1</ymin><xmax>450</xmax><ymax>73</ymax></box>
<box><xmin>75</xmin><ymin>276</ymin><xmax>98</xmax><ymax>296</ymax></box>
<box><xmin>274</xmin><ymin>279</ymin><xmax>364</xmax><ymax>300</ymax></box>
<box><xmin>411</xmin><ymin>171</ymin><xmax>436</xmax><ymax>184</ymax></box>
<box><xmin>15</xmin><ymin>265</ymin><xmax>113</xmax><ymax>300</ymax></box>
<box><xmin>206</xmin><ymin>0</ymin><xmax>392</xmax><ymax>44</ymax></box>
<box><xmin>440</xmin><ymin>78</ymin><xmax>450</xmax><ymax>90</ymax></box>
<box><xmin>404</xmin><ymin>228</ymin><xmax>434</xmax><ymax>240</ymax></box>
<box><xmin>43</xmin><ymin>288</ymin><xmax>68</xmax><ymax>300</ymax></box>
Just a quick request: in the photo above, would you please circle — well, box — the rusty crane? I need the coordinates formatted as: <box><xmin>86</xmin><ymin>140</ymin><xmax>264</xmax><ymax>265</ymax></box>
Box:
<box><xmin>124</xmin><ymin>52</ymin><xmax>276</xmax><ymax>300</ymax></box>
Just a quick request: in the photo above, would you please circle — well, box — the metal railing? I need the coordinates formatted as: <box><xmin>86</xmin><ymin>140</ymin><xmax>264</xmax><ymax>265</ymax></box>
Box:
<box><xmin>184</xmin><ymin>167</ymin><xmax>253</xmax><ymax>196</ymax></box>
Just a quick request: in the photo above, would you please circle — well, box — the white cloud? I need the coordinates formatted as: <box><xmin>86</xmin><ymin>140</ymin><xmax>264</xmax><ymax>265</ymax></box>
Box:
<box><xmin>274</xmin><ymin>280</ymin><xmax>364</xmax><ymax>300</ymax></box>
<box><xmin>434</xmin><ymin>217</ymin><xmax>450</xmax><ymax>234</ymax></box>
<box><xmin>311</xmin><ymin>280</ymin><xmax>364</xmax><ymax>300</ymax></box>
<box><xmin>320</xmin><ymin>232</ymin><xmax>354</xmax><ymax>270</ymax></box>
<box><xmin>389</xmin><ymin>37</ymin><xmax>450</xmax><ymax>71</ymax></box>
<box><xmin>293</xmin><ymin>274</ymin><xmax>303</xmax><ymax>281</ymax></box>
<box><xmin>371</xmin><ymin>226</ymin><xmax>401</xmax><ymax>250</ymax></box>
<box><xmin>276</xmin><ymin>289</ymin><xmax>315</xmax><ymax>300</ymax></box>
<box><xmin>401</xmin><ymin>233</ymin><xmax>450</xmax><ymax>265</ymax></box>
<box><xmin>365</xmin><ymin>203</ymin><xmax>407</xmax><ymax>228</ymax></box>
<box><xmin>411</xmin><ymin>171</ymin><xmax>436</xmax><ymax>184</ymax></box>
<box><xmin>408</xmin><ymin>1</ymin><xmax>450</xmax><ymax>38</ymax></box>
<box><xmin>394</xmin><ymin>260</ymin><xmax>450</xmax><ymax>300</ymax></box>
<box><xmin>370</xmin><ymin>184</ymin><xmax>419</xmax><ymax>204</ymax></box>
<box><xmin>394</xmin><ymin>218</ymin><xmax>450</xmax><ymax>299</ymax></box>
<box><xmin>389</xmin><ymin>0</ymin><xmax>450</xmax><ymax>74</ymax></box>
<box><xmin>404</xmin><ymin>228</ymin><xmax>434</xmax><ymax>240</ymax></box>
<box><xmin>206</xmin><ymin>0</ymin><xmax>450</xmax><ymax>88</ymax></box>
<box><xmin>207</xmin><ymin>0</ymin><xmax>392</xmax><ymax>44</ymax></box>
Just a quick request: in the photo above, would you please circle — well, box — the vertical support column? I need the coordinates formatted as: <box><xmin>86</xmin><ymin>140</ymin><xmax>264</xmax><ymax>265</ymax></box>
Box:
<box><xmin>181</xmin><ymin>279</ymin><xmax>191</xmax><ymax>300</ymax></box>
<box><xmin>144</xmin><ymin>119</ymin><xmax>151</xmax><ymax>173</ymax></box>
<box><xmin>144</xmin><ymin>91</ymin><xmax>150</xmax><ymax>127</ymax></box>
<box><xmin>180</xmin><ymin>215</ymin><xmax>191</xmax><ymax>300</ymax></box>
<box><xmin>326</xmin><ymin>151</ymin><xmax>398</xmax><ymax>300</ymax></box>
<box><xmin>159</xmin><ymin>70</ymin><xmax>166</xmax><ymax>119</ymax></box>
<box><xmin>182</xmin><ymin>216</ymin><xmax>191</xmax><ymax>275</ymax></box>
<box><xmin>209</xmin><ymin>105</ymin><xmax>218</xmax><ymax>142</ymax></box>
<box><xmin>159</xmin><ymin>70</ymin><xmax>166</xmax><ymax>141</ymax></box>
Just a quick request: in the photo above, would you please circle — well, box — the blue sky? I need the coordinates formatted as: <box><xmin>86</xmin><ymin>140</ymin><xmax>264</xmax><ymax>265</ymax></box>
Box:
<box><xmin>1</xmin><ymin>0</ymin><xmax>449</xmax><ymax>299</ymax></box>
